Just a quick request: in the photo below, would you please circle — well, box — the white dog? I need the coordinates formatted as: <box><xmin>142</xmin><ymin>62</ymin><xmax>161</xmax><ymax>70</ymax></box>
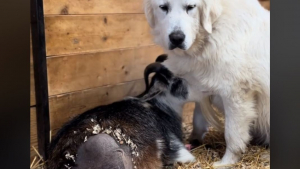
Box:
<box><xmin>144</xmin><ymin>0</ymin><xmax>270</xmax><ymax>167</ymax></box>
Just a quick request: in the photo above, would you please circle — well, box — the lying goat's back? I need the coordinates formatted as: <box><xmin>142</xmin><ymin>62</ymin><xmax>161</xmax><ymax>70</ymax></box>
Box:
<box><xmin>48</xmin><ymin>98</ymin><xmax>183</xmax><ymax>169</ymax></box>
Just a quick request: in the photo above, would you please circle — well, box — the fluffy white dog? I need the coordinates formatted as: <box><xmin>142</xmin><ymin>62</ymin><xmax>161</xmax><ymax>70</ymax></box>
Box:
<box><xmin>144</xmin><ymin>0</ymin><xmax>270</xmax><ymax>167</ymax></box>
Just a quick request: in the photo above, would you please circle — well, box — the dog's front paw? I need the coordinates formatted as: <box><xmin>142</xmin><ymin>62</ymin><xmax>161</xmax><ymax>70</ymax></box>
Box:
<box><xmin>212</xmin><ymin>160</ymin><xmax>234</xmax><ymax>169</ymax></box>
<box><xmin>213</xmin><ymin>154</ymin><xmax>239</xmax><ymax>169</ymax></box>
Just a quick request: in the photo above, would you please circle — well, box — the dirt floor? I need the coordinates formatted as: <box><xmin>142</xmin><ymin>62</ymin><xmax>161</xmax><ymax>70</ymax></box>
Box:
<box><xmin>30</xmin><ymin>122</ymin><xmax>270</xmax><ymax>169</ymax></box>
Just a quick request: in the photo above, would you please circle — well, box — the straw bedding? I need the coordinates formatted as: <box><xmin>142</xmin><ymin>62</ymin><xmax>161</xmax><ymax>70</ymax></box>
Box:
<box><xmin>30</xmin><ymin>120</ymin><xmax>270</xmax><ymax>169</ymax></box>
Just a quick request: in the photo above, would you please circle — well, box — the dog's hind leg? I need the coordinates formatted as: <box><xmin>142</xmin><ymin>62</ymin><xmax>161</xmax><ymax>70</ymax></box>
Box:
<box><xmin>189</xmin><ymin>95</ymin><xmax>224</xmax><ymax>147</ymax></box>
<box><xmin>211</xmin><ymin>95</ymin><xmax>224</xmax><ymax>113</ymax></box>
<box><xmin>213</xmin><ymin>93</ymin><xmax>257</xmax><ymax>167</ymax></box>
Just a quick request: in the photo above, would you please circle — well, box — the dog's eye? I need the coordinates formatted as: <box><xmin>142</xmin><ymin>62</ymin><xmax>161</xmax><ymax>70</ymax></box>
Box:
<box><xmin>159</xmin><ymin>5</ymin><xmax>169</xmax><ymax>13</ymax></box>
<box><xmin>186</xmin><ymin>5</ymin><xmax>196</xmax><ymax>13</ymax></box>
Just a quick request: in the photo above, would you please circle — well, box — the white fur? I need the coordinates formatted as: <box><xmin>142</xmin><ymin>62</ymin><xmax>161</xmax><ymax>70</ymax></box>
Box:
<box><xmin>175</xmin><ymin>147</ymin><xmax>196</xmax><ymax>163</ymax></box>
<box><xmin>156</xmin><ymin>139</ymin><xmax>164</xmax><ymax>159</ymax></box>
<box><xmin>144</xmin><ymin>0</ymin><xmax>270</xmax><ymax>166</ymax></box>
<box><xmin>169</xmin><ymin>133</ymin><xmax>196</xmax><ymax>163</ymax></box>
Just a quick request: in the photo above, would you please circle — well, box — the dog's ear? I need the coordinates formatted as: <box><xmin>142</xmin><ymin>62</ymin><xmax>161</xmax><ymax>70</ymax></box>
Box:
<box><xmin>200</xmin><ymin>0</ymin><xmax>222</xmax><ymax>34</ymax></box>
<box><xmin>144</xmin><ymin>0</ymin><xmax>155</xmax><ymax>28</ymax></box>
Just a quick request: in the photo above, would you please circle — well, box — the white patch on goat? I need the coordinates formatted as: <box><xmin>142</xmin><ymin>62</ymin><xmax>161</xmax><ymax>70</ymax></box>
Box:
<box><xmin>175</xmin><ymin>147</ymin><xmax>195</xmax><ymax>163</ymax></box>
<box><xmin>156</xmin><ymin>139</ymin><xmax>164</xmax><ymax>159</ymax></box>
<box><xmin>65</xmin><ymin>152</ymin><xmax>75</xmax><ymax>163</ymax></box>
<box><xmin>92</xmin><ymin>124</ymin><xmax>102</xmax><ymax>134</ymax></box>
<box><xmin>142</xmin><ymin>102</ymin><xmax>152</xmax><ymax>108</ymax></box>
<box><xmin>168</xmin><ymin>133</ymin><xmax>195</xmax><ymax>163</ymax></box>
<box><xmin>64</xmin><ymin>164</ymin><xmax>71</xmax><ymax>169</ymax></box>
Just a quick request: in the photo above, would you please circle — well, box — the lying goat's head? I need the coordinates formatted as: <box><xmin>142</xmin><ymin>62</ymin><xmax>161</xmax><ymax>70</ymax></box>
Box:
<box><xmin>138</xmin><ymin>57</ymin><xmax>194</xmax><ymax>113</ymax></box>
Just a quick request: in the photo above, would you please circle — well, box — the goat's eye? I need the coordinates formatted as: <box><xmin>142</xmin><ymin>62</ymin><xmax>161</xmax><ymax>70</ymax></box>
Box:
<box><xmin>159</xmin><ymin>5</ymin><xmax>169</xmax><ymax>13</ymax></box>
<box><xmin>186</xmin><ymin>5</ymin><xmax>196</xmax><ymax>13</ymax></box>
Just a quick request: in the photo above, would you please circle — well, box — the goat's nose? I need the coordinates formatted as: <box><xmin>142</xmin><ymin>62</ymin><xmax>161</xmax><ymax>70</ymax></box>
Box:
<box><xmin>169</xmin><ymin>31</ymin><xmax>185</xmax><ymax>46</ymax></box>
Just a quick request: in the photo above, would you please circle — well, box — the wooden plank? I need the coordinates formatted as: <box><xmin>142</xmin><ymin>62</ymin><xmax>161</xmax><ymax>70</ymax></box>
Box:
<box><xmin>45</xmin><ymin>14</ymin><xmax>154</xmax><ymax>56</ymax></box>
<box><xmin>49</xmin><ymin>79</ymin><xmax>146</xmax><ymax>133</ymax></box>
<box><xmin>30</xmin><ymin>30</ymin><xmax>36</xmax><ymax>106</ymax></box>
<box><xmin>30</xmin><ymin>64</ymin><xmax>36</xmax><ymax>106</ymax></box>
<box><xmin>30</xmin><ymin>107</ymin><xmax>38</xmax><ymax>161</ymax></box>
<box><xmin>44</xmin><ymin>0</ymin><xmax>144</xmax><ymax>15</ymax></box>
<box><xmin>47</xmin><ymin>45</ymin><xmax>164</xmax><ymax>96</ymax></box>
<box><xmin>30</xmin><ymin>69</ymin><xmax>35</xmax><ymax>104</ymax></box>
<box><xmin>43</xmin><ymin>0</ymin><xmax>268</xmax><ymax>15</ymax></box>
<box><xmin>259</xmin><ymin>1</ymin><xmax>270</xmax><ymax>10</ymax></box>
<box><xmin>182</xmin><ymin>102</ymin><xmax>195</xmax><ymax>124</ymax></box>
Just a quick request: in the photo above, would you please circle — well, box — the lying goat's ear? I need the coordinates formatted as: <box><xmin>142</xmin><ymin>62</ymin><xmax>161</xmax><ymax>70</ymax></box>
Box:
<box><xmin>140</xmin><ymin>89</ymin><xmax>162</xmax><ymax>102</ymax></box>
<box><xmin>155</xmin><ymin>54</ymin><xmax>168</xmax><ymax>63</ymax></box>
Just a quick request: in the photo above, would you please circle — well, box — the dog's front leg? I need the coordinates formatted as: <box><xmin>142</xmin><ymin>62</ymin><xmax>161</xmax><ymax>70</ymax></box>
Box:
<box><xmin>189</xmin><ymin>101</ymin><xmax>209</xmax><ymax>146</ymax></box>
<box><xmin>213</xmin><ymin>93</ymin><xmax>257</xmax><ymax>168</ymax></box>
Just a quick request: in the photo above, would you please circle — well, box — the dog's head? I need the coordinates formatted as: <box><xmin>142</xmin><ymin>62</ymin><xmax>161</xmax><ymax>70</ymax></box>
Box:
<box><xmin>144</xmin><ymin>0</ymin><xmax>222</xmax><ymax>52</ymax></box>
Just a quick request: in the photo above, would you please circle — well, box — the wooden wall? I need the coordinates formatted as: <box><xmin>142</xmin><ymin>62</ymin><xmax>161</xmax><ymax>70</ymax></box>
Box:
<box><xmin>43</xmin><ymin>1</ymin><xmax>165</xmax><ymax>137</ymax></box>
<box><xmin>30</xmin><ymin>0</ymin><xmax>270</xmax><ymax>162</ymax></box>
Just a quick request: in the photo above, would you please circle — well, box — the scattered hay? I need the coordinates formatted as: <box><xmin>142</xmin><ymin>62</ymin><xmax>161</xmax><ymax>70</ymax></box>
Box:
<box><xmin>30</xmin><ymin>146</ymin><xmax>45</xmax><ymax>169</ymax></box>
<box><xmin>30</xmin><ymin>124</ymin><xmax>269</xmax><ymax>169</ymax></box>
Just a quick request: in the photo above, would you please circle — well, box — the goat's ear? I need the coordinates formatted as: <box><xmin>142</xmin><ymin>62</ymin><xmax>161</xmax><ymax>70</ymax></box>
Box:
<box><xmin>140</xmin><ymin>89</ymin><xmax>162</xmax><ymax>102</ymax></box>
<box><xmin>144</xmin><ymin>0</ymin><xmax>155</xmax><ymax>28</ymax></box>
<box><xmin>200</xmin><ymin>0</ymin><xmax>222</xmax><ymax>34</ymax></box>
<box><xmin>155</xmin><ymin>54</ymin><xmax>168</xmax><ymax>63</ymax></box>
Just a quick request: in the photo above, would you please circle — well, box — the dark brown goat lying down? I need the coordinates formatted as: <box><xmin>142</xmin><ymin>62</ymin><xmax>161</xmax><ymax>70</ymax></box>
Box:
<box><xmin>47</xmin><ymin>55</ymin><xmax>195</xmax><ymax>169</ymax></box>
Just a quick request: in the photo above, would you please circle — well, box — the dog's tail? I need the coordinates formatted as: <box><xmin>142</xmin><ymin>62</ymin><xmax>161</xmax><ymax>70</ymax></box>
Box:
<box><xmin>199</xmin><ymin>96</ymin><xmax>224</xmax><ymax>132</ymax></box>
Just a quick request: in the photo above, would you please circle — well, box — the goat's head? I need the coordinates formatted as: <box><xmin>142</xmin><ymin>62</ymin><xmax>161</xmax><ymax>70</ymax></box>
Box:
<box><xmin>138</xmin><ymin>55</ymin><xmax>193</xmax><ymax>110</ymax></box>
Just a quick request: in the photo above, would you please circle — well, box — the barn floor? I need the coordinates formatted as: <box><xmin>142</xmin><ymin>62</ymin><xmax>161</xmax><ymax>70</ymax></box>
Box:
<box><xmin>30</xmin><ymin>123</ymin><xmax>270</xmax><ymax>169</ymax></box>
<box><xmin>174</xmin><ymin>123</ymin><xmax>270</xmax><ymax>169</ymax></box>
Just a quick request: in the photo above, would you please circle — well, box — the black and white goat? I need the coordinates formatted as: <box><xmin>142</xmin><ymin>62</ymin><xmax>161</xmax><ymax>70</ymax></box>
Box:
<box><xmin>47</xmin><ymin>56</ymin><xmax>195</xmax><ymax>169</ymax></box>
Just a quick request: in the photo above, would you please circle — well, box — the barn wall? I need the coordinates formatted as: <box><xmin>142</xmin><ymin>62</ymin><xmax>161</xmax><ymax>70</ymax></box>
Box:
<box><xmin>43</xmin><ymin>1</ymin><xmax>164</xmax><ymax>136</ymax></box>
<box><xmin>30</xmin><ymin>0</ymin><xmax>270</xmax><ymax>162</ymax></box>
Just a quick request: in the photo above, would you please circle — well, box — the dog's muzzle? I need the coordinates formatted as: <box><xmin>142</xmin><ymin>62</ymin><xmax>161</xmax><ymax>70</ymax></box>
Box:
<box><xmin>169</xmin><ymin>31</ymin><xmax>186</xmax><ymax>50</ymax></box>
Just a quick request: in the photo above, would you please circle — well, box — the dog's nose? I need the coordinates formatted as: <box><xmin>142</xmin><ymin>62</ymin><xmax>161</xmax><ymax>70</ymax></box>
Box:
<box><xmin>169</xmin><ymin>31</ymin><xmax>185</xmax><ymax>47</ymax></box>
